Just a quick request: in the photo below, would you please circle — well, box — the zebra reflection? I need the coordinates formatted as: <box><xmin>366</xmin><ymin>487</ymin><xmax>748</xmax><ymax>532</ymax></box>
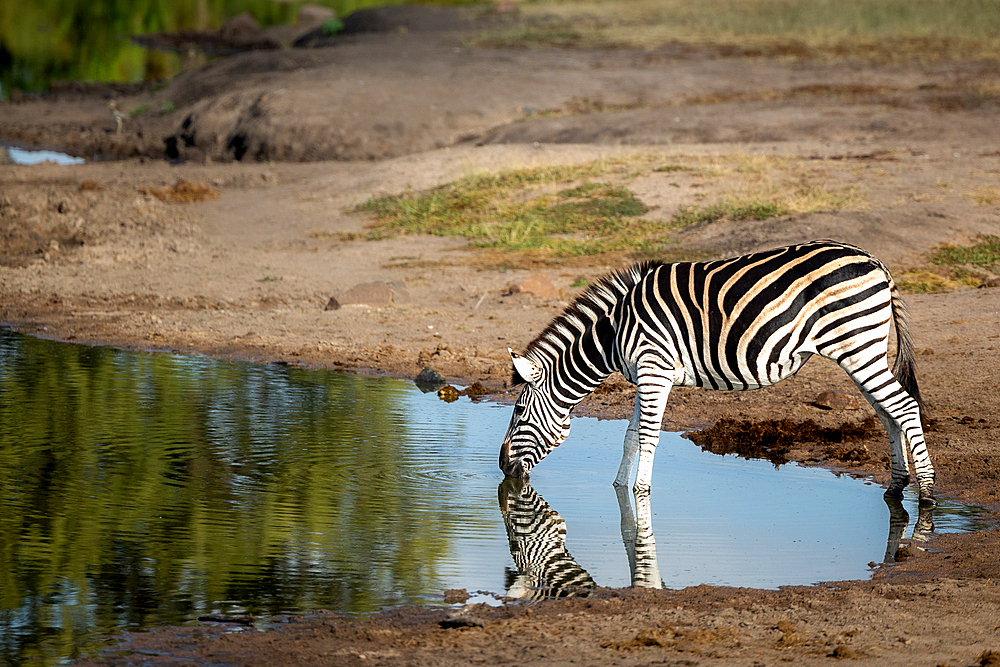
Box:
<box><xmin>883</xmin><ymin>496</ymin><xmax>935</xmax><ymax>564</ymax></box>
<box><xmin>499</xmin><ymin>480</ymin><xmax>936</xmax><ymax>594</ymax></box>
<box><xmin>615</xmin><ymin>487</ymin><xmax>663</xmax><ymax>588</ymax></box>
<box><xmin>499</xmin><ymin>478</ymin><xmax>596</xmax><ymax>600</ymax></box>
<box><xmin>499</xmin><ymin>479</ymin><xmax>663</xmax><ymax>598</ymax></box>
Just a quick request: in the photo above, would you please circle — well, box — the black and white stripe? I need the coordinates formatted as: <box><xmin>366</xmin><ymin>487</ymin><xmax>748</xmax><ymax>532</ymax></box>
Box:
<box><xmin>499</xmin><ymin>479</ymin><xmax>596</xmax><ymax>600</ymax></box>
<box><xmin>499</xmin><ymin>240</ymin><xmax>936</xmax><ymax>503</ymax></box>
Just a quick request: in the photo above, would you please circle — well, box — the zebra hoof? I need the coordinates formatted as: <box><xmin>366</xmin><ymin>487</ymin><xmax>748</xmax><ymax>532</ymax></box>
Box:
<box><xmin>883</xmin><ymin>487</ymin><xmax>905</xmax><ymax>500</ymax></box>
<box><xmin>918</xmin><ymin>492</ymin><xmax>937</xmax><ymax>508</ymax></box>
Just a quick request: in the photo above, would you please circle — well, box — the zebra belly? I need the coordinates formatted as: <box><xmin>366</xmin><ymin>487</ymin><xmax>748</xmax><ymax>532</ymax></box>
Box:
<box><xmin>681</xmin><ymin>351</ymin><xmax>814</xmax><ymax>391</ymax></box>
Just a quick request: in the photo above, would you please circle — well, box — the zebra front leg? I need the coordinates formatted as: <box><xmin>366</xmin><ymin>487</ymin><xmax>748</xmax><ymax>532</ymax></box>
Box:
<box><xmin>632</xmin><ymin>361</ymin><xmax>675</xmax><ymax>495</ymax></box>
<box><xmin>614</xmin><ymin>400</ymin><xmax>641</xmax><ymax>488</ymax></box>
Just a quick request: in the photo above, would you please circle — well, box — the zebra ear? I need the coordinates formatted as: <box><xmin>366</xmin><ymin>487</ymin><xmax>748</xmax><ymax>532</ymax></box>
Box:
<box><xmin>509</xmin><ymin>348</ymin><xmax>543</xmax><ymax>386</ymax></box>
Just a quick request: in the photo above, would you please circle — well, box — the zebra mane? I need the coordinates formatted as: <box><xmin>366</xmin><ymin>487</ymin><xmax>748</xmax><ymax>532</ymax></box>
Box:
<box><xmin>511</xmin><ymin>261</ymin><xmax>660</xmax><ymax>386</ymax></box>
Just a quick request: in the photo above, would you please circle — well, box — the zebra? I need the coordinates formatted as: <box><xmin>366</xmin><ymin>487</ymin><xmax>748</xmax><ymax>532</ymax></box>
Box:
<box><xmin>498</xmin><ymin>240</ymin><xmax>936</xmax><ymax>505</ymax></box>
<box><xmin>499</xmin><ymin>478</ymin><xmax>596</xmax><ymax>599</ymax></box>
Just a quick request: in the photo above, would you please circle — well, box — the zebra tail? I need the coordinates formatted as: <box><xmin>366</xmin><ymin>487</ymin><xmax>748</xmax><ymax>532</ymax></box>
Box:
<box><xmin>888</xmin><ymin>279</ymin><xmax>927</xmax><ymax>420</ymax></box>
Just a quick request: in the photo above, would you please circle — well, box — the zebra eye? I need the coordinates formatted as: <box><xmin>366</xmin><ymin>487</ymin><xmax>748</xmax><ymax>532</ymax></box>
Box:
<box><xmin>513</xmin><ymin>404</ymin><xmax>526</xmax><ymax>416</ymax></box>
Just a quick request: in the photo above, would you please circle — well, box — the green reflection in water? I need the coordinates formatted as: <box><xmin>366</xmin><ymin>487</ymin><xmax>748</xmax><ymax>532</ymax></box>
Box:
<box><xmin>0</xmin><ymin>0</ymin><xmax>407</xmax><ymax>97</ymax></box>
<box><xmin>0</xmin><ymin>330</ymin><xmax>476</xmax><ymax>665</ymax></box>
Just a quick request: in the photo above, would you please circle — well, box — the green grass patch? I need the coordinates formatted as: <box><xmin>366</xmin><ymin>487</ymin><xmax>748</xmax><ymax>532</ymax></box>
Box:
<box><xmin>672</xmin><ymin>200</ymin><xmax>786</xmax><ymax>226</ymax></box>
<box><xmin>357</xmin><ymin>159</ymin><xmax>683</xmax><ymax>259</ymax></box>
<box><xmin>929</xmin><ymin>234</ymin><xmax>1000</xmax><ymax>273</ymax></box>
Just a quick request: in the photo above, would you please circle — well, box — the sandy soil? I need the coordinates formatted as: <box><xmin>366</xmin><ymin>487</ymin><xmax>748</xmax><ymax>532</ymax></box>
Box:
<box><xmin>3</xmin><ymin>8</ymin><xmax>1000</xmax><ymax>666</ymax></box>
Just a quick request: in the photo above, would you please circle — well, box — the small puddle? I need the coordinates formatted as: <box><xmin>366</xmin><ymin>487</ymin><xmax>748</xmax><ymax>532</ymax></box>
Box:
<box><xmin>0</xmin><ymin>330</ymin><xmax>991</xmax><ymax>665</ymax></box>
<box><xmin>1</xmin><ymin>144</ymin><xmax>86</xmax><ymax>166</ymax></box>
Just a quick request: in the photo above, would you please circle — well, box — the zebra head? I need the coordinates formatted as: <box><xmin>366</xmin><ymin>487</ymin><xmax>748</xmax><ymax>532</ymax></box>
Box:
<box><xmin>499</xmin><ymin>349</ymin><xmax>571</xmax><ymax>478</ymax></box>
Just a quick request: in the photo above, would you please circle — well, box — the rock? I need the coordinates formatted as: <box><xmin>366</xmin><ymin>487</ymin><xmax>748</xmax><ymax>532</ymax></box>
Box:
<box><xmin>812</xmin><ymin>391</ymin><xmax>862</xmax><ymax>411</ymax></box>
<box><xmin>298</xmin><ymin>4</ymin><xmax>335</xmax><ymax>26</ymax></box>
<box><xmin>221</xmin><ymin>12</ymin><xmax>260</xmax><ymax>44</ymax></box>
<box><xmin>439</xmin><ymin>614</ymin><xmax>484</xmax><ymax>629</ymax></box>
<box><xmin>386</xmin><ymin>280</ymin><xmax>412</xmax><ymax>304</ymax></box>
<box><xmin>414</xmin><ymin>367</ymin><xmax>446</xmax><ymax>391</ymax></box>
<box><xmin>341</xmin><ymin>5</ymin><xmax>473</xmax><ymax>35</ymax></box>
<box><xmin>338</xmin><ymin>281</ymin><xmax>411</xmax><ymax>307</ymax></box>
<box><xmin>442</xmin><ymin>588</ymin><xmax>469</xmax><ymax>604</ymax></box>
<box><xmin>506</xmin><ymin>273</ymin><xmax>559</xmax><ymax>299</ymax></box>
<box><xmin>324</xmin><ymin>296</ymin><xmax>340</xmax><ymax>311</ymax></box>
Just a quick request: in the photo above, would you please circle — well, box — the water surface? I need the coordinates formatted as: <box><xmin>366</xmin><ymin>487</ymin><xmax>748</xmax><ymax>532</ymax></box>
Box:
<box><xmin>0</xmin><ymin>330</ymin><xmax>989</xmax><ymax>665</ymax></box>
<box><xmin>1</xmin><ymin>144</ymin><xmax>85</xmax><ymax>165</ymax></box>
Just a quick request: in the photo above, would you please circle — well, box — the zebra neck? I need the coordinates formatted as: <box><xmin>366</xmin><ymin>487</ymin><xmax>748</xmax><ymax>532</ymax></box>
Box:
<box><xmin>537</xmin><ymin>331</ymin><xmax>617</xmax><ymax>409</ymax></box>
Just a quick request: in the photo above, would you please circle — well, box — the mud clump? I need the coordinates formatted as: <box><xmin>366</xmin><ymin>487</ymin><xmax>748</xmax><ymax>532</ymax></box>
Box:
<box><xmin>979</xmin><ymin>650</ymin><xmax>1000</xmax><ymax>667</ymax></box>
<box><xmin>435</xmin><ymin>382</ymin><xmax>493</xmax><ymax>402</ymax></box>
<box><xmin>592</xmin><ymin>379</ymin><xmax>633</xmax><ymax>396</ymax></box>
<box><xmin>826</xmin><ymin>443</ymin><xmax>874</xmax><ymax>463</ymax></box>
<box><xmin>685</xmin><ymin>416</ymin><xmax>880</xmax><ymax>465</ymax></box>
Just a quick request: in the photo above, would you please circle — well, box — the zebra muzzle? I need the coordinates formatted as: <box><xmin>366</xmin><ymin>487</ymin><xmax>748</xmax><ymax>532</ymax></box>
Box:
<box><xmin>499</xmin><ymin>439</ymin><xmax>529</xmax><ymax>478</ymax></box>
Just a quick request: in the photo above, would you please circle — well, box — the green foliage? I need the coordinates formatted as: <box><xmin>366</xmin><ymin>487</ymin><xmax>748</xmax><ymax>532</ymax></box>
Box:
<box><xmin>0</xmin><ymin>0</ymin><xmax>410</xmax><ymax>96</ymax></box>
<box><xmin>322</xmin><ymin>18</ymin><xmax>346</xmax><ymax>35</ymax></box>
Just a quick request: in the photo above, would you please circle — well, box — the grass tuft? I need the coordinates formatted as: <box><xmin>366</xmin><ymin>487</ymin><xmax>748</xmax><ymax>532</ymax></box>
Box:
<box><xmin>930</xmin><ymin>234</ymin><xmax>1000</xmax><ymax>273</ymax></box>
<box><xmin>897</xmin><ymin>235</ymin><xmax>1000</xmax><ymax>292</ymax></box>
<box><xmin>672</xmin><ymin>200</ymin><xmax>785</xmax><ymax>226</ymax></box>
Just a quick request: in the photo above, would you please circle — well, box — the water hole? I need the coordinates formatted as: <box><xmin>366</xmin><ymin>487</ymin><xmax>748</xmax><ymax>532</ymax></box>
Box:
<box><xmin>1</xmin><ymin>144</ymin><xmax>86</xmax><ymax>166</ymax></box>
<box><xmin>0</xmin><ymin>329</ymin><xmax>990</xmax><ymax>665</ymax></box>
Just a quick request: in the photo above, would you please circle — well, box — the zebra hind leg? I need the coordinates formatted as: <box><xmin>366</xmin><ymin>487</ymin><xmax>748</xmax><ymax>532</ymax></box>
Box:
<box><xmin>845</xmin><ymin>361</ymin><xmax>936</xmax><ymax>505</ymax></box>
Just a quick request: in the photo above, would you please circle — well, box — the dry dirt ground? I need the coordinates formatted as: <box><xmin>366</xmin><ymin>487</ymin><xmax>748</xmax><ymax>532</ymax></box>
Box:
<box><xmin>3</xmin><ymin>8</ymin><xmax>1000</xmax><ymax>666</ymax></box>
